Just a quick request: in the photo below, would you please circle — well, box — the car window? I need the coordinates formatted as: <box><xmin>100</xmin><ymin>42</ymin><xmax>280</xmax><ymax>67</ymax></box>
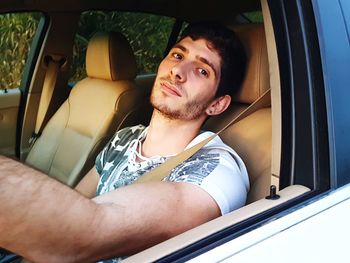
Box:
<box><xmin>243</xmin><ymin>11</ymin><xmax>264</xmax><ymax>23</ymax></box>
<box><xmin>0</xmin><ymin>12</ymin><xmax>42</xmax><ymax>90</ymax></box>
<box><xmin>233</xmin><ymin>11</ymin><xmax>264</xmax><ymax>24</ymax></box>
<box><xmin>70</xmin><ymin>11</ymin><xmax>175</xmax><ymax>82</ymax></box>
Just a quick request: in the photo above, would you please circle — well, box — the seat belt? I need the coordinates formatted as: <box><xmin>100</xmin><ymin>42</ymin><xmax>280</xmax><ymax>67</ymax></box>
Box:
<box><xmin>29</xmin><ymin>55</ymin><xmax>65</xmax><ymax>146</ymax></box>
<box><xmin>136</xmin><ymin>88</ymin><xmax>271</xmax><ymax>183</ymax></box>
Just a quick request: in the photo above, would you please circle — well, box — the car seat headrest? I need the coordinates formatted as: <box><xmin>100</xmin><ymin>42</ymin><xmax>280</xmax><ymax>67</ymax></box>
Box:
<box><xmin>230</xmin><ymin>24</ymin><xmax>270</xmax><ymax>104</ymax></box>
<box><xmin>86</xmin><ymin>31</ymin><xmax>137</xmax><ymax>81</ymax></box>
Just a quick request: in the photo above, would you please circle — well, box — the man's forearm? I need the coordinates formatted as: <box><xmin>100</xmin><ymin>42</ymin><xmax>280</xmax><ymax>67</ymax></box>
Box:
<box><xmin>0</xmin><ymin>156</ymin><xmax>114</xmax><ymax>263</ymax></box>
<box><xmin>0</xmin><ymin>156</ymin><xmax>179</xmax><ymax>262</ymax></box>
<box><xmin>0</xmin><ymin>156</ymin><xmax>220</xmax><ymax>262</ymax></box>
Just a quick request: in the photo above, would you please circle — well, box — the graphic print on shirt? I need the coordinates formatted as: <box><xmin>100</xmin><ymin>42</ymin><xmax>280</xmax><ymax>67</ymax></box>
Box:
<box><xmin>166</xmin><ymin>150</ymin><xmax>220</xmax><ymax>184</ymax></box>
<box><xmin>96</xmin><ymin>125</ymin><xmax>146</xmax><ymax>195</ymax></box>
<box><xmin>95</xmin><ymin>125</ymin><xmax>221</xmax><ymax>195</ymax></box>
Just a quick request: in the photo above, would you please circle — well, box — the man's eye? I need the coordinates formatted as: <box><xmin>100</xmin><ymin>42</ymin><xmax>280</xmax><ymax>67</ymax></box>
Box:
<box><xmin>198</xmin><ymin>68</ymin><xmax>208</xmax><ymax>77</ymax></box>
<box><xmin>172</xmin><ymin>52</ymin><xmax>182</xmax><ymax>60</ymax></box>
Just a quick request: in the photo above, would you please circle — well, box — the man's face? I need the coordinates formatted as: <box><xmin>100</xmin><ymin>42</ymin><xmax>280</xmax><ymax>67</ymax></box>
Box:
<box><xmin>150</xmin><ymin>37</ymin><xmax>221</xmax><ymax>121</ymax></box>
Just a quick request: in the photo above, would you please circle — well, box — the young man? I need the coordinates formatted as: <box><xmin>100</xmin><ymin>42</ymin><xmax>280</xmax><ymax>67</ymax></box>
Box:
<box><xmin>0</xmin><ymin>22</ymin><xmax>248</xmax><ymax>262</ymax></box>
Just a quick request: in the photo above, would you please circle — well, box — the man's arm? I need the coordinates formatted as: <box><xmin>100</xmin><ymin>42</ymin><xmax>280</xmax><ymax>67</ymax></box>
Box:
<box><xmin>75</xmin><ymin>167</ymin><xmax>99</xmax><ymax>198</ymax></box>
<box><xmin>0</xmin><ymin>156</ymin><xmax>220</xmax><ymax>263</ymax></box>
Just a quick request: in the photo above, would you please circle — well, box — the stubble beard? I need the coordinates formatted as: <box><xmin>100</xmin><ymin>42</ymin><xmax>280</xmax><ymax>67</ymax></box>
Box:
<box><xmin>150</xmin><ymin>88</ymin><xmax>211</xmax><ymax>121</ymax></box>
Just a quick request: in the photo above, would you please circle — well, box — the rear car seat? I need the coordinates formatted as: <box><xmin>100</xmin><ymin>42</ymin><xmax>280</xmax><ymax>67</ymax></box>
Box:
<box><xmin>204</xmin><ymin>24</ymin><xmax>271</xmax><ymax>204</ymax></box>
<box><xmin>25</xmin><ymin>31</ymin><xmax>142</xmax><ymax>187</ymax></box>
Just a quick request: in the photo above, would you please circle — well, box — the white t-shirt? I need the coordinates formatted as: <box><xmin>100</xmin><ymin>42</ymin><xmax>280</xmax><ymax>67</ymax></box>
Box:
<box><xmin>95</xmin><ymin>124</ymin><xmax>249</xmax><ymax>215</ymax></box>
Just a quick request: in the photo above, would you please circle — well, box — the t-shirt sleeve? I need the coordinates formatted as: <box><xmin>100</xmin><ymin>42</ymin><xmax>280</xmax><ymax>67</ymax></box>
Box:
<box><xmin>200</xmin><ymin>161</ymin><xmax>248</xmax><ymax>215</ymax></box>
<box><xmin>169</xmin><ymin>148</ymin><xmax>248</xmax><ymax>215</ymax></box>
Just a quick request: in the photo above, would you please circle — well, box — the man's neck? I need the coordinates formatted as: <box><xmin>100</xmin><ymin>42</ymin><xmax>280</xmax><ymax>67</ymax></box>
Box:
<box><xmin>141</xmin><ymin>110</ymin><xmax>205</xmax><ymax>158</ymax></box>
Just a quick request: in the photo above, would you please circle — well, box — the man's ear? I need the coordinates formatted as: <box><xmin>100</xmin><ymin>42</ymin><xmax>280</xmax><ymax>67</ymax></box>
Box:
<box><xmin>205</xmin><ymin>95</ymin><xmax>231</xmax><ymax>116</ymax></box>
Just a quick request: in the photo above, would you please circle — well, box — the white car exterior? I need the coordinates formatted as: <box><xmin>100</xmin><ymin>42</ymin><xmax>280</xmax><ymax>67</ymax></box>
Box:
<box><xmin>191</xmin><ymin>184</ymin><xmax>350</xmax><ymax>262</ymax></box>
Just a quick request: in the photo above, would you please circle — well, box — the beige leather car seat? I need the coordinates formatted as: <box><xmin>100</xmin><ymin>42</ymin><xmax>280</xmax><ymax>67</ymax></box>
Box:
<box><xmin>26</xmin><ymin>32</ymin><xmax>141</xmax><ymax>187</ymax></box>
<box><xmin>204</xmin><ymin>24</ymin><xmax>271</xmax><ymax>204</ymax></box>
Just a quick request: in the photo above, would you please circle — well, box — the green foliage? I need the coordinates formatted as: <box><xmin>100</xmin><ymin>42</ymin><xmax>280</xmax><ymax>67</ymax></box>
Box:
<box><xmin>243</xmin><ymin>11</ymin><xmax>263</xmax><ymax>23</ymax></box>
<box><xmin>0</xmin><ymin>13</ymin><xmax>40</xmax><ymax>89</ymax></box>
<box><xmin>0</xmin><ymin>11</ymin><xmax>174</xmax><ymax>88</ymax></box>
<box><xmin>71</xmin><ymin>12</ymin><xmax>175</xmax><ymax>81</ymax></box>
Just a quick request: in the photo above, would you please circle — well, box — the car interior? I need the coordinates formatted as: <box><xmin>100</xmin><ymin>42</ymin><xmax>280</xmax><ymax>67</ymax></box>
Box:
<box><xmin>0</xmin><ymin>0</ymin><xmax>314</xmax><ymax>261</ymax></box>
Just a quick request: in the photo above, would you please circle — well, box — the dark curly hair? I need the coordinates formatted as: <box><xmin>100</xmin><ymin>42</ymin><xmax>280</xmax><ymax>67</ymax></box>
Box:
<box><xmin>180</xmin><ymin>21</ymin><xmax>247</xmax><ymax>98</ymax></box>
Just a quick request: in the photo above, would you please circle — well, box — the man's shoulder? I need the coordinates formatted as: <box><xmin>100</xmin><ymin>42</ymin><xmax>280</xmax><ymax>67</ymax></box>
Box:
<box><xmin>180</xmin><ymin>130</ymin><xmax>250</xmax><ymax>189</ymax></box>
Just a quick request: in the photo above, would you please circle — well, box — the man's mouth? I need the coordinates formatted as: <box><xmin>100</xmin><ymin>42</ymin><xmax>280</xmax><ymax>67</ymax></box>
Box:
<box><xmin>160</xmin><ymin>81</ymin><xmax>182</xmax><ymax>97</ymax></box>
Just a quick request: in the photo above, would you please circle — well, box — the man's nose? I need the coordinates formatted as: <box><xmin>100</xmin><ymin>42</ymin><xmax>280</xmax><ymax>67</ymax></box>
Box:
<box><xmin>170</xmin><ymin>62</ymin><xmax>187</xmax><ymax>82</ymax></box>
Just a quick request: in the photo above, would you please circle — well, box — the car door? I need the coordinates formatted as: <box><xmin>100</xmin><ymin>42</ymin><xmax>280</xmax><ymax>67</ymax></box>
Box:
<box><xmin>0</xmin><ymin>12</ymin><xmax>44</xmax><ymax>156</ymax></box>
<box><xmin>0</xmin><ymin>88</ymin><xmax>20</xmax><ymax>156</ymax></box>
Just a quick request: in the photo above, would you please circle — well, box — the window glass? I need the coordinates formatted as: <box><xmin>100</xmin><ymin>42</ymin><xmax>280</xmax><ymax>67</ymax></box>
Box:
<box><xmin>242</xmin><ymin>11</ymin><xmax>264</xmax><ymax>23</ymax></box>
<box><xmin>0</xmin><ymin>13</ymin><xmax>41</xmax><ymax>90</ymax></box>
<box><xmin>179</xmin><ymin>21</ymin><xmax>189</xmax><ymax>38</ymax></box>
<box><xmin>70</xmin><ymin>11</ymin><xmax>175</xmax><ymax>82</ymax></box>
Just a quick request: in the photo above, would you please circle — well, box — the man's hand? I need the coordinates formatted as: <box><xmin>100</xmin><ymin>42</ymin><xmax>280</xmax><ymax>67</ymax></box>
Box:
<box><xmin>0</xmin><ymin>156</ymin><xmax>104</xmax><ymax>262</ymax></box>
<box><xmin>0</xmin><ymin>156</ymin><xmax>220</xmax><ymax>262</ymax></box>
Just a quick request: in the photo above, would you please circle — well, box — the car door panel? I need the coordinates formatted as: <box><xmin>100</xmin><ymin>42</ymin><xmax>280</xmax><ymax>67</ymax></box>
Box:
<box><xmin>0</xmin><ymin>88</ymin><xmax>20</xmax><ymax>155</ymax></box>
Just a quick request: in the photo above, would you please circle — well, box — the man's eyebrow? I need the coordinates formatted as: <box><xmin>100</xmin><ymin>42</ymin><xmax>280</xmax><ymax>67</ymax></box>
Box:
<box><xmin>173</xmin><ymin>44</ymin><xmax>188</xmax><ymax>52</ymax></box>
<box><xmin>197</xmin><ymin>56</ymin><xmax>217</xmax><ymax>78</ymax></box>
